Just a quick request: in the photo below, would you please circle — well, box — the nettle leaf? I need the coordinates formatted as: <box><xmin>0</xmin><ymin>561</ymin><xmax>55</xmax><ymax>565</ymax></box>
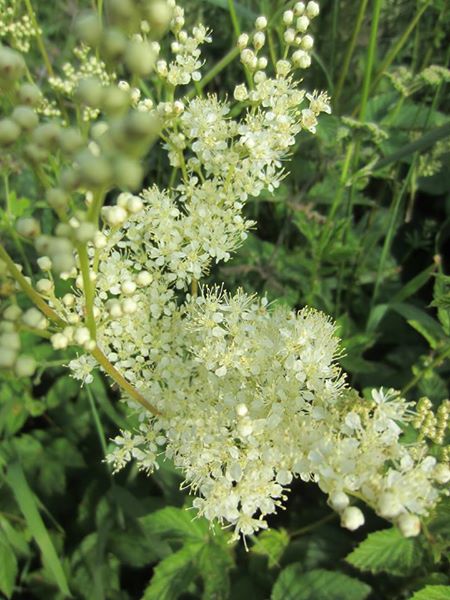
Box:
<box><xmin>142</xmin><ymin>543</ymin><xmax>202</xmax><ymax>600</ymax></box>
<box><xmin>251</xmin><ymin>528</ymin><xmax>290</xmax><ymax>568</ymax></box>
<box><xmin>141</xmin><ymin>508</ymin><xmax>233</xmax><ymax>600</ymax></box>
<box><xmin>271</xmin><ymin>566</ymin><xmax>371</xmax><ymax>600</ymax></box>
<box><xmin>0</xmin><ymin>537</ymin><xmax>18</xmax><ymax>599</ymax></box>
<box><xmin>345</xmin><ymin>528</ymin><xmax>424</xmax><ymax>576</ymax></box>
<box><xmin>410</xmin><ymin>586</ymin><xmax>450</xmax><ymax>600</ymax></box>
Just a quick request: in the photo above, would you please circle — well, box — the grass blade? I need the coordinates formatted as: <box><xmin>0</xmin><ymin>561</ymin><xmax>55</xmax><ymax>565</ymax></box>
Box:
<box><xmin>6</xmin><ymin>463</ymin><xmax>71</xmax><ymax>598</ymax></box>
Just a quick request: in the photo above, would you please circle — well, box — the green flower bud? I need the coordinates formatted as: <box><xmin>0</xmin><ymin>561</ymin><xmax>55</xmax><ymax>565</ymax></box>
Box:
<box><xmin>124</xmin><ymin>110</ymin><xmax>159</xmax><ymax>138</ymax></box>
<box><xmin>101</xmin><ymin>85</ymin><xmax>130</xmax><ymax>115</ymax></box>
<box><xmin>0</xmin><ymin>118</ymin><xmax>21</xmax><ymax>146</ymax></box>
<box><xmin>0</xmin><ymin>46</ymin><xmax>25</xmax><ymax>82</ymax></box>
<box><xmin>32</xmin><ymin>122</ymin><xmax>62</xmax><ymax>150</ymax></box>
<box><xmin>35</xmin><ymin>235</ymin><xmax>52</xmax><ymax>255</ymax></box>
<box><xmin>58</xmin><ymin>127</ymin><xmax>84</xmax><ymax>154</ymax></box>
<box><xmin>60</xmin><ymin>168</ymin><xmax>82</xmax><ymax>191</ymax></box>
<box><xmin>73</xmin><ymin>221</ymin><xmax>97</xmax><ymax>243</ymax></box>
<box><xmin>15</xmin><ymin>354</ymin><xmax>37</xmax><ymax>377</ymax></box>
<box><xmin>75</xmin><ymin>77</ymin><xmax>104</xmax><ymax>108</ymax></box>
<box><xmin>16</xmin><ymin>217</ymin><xmax>40</xmax><ymax>238</ymax></box>
<box><xmin>46</xmin><ymin>188</ymin><xmax>69</xmax><ymax>210</ymax></box>
<box><xmin>76</xmin><ymin>150</ymin><xmax>113</xmax><ymax>188</ymax></box>
<box><xmin>18</xmin><ymin>83</ymin><xmax>43</xmax><ymax>107</ymax></box>
<box><xmin>101</xmin><ymin>28</ymin><xmax>127</xmax><ymax>60</ymax></box>
<box><xmin>108</xmin><ymin>0</ymin><xmax>137</xmax><ymax>26</ymax></box>
<box><xmin>114</xmin><ymin>156</ymin><xmax>143</xmax><ymax>190</ymax></box>
<box><xmin>75</xmin><ymin>12</ymin><xmax>103</xmax><ymax>46</ymax></box>
<box><xmin>125</xmin><ymin>40</ymin><xmax>156</xmax><ymax>76</ymax></box>
<box><xmin>0</xmin><ymin>347</ymin><xmax>17</xmax><ymax>369</ymax></box>
<box><xmin>142</xmin><ymin>0</ymin><xmax>173</xmax><ymax>36</ymax></box>
<box><xmin>12</xmin><ymin>106</ymin><xmax>39</xmax><ymax>131</ymax></box>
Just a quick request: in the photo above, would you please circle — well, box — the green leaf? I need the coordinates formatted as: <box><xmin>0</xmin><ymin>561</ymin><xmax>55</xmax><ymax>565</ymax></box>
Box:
<box><xmin>140</xmin><ymin>506</ymin><xmax>209</xmax><ymax>542</ymax></box>
<box><xmin>410</xmin><ymin>586</ymin><xmax>450</xmax><ymax>600</ymax></box>
<box><xmin>0</xmin><ymin>537</ymin><xmax>18</xmax><ymax>599</ymax></box>
<box><xmin>271</xmin><ymin>566</ymin><xmax>371</xmax><ymax>600</ymax></box>
<box><xmin>142</xmin><ymin>543</ymin><xmax>201</xmax><ymax>600</ymax></box>
<box><xmin>251</xmin><ymin>528</ymin><xmax>290</xmax><ymax>568</ymax></box>
<box><xmin>5</xmin><ymin>463</ymin><xmax>71</xmax><ymax>597</ymax></box>
<box><xmin>197</xmin><ymin>539</ymin><xmax>233</xmax><ymax>599</ymax></box>
<box><xmin>346</xmin><ymin>528</ymin><xmax>423</xmax><ymax>576</ymax></box>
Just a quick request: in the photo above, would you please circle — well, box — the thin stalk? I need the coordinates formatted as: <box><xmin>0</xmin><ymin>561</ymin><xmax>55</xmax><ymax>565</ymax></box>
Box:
<box><xmin>23</xmin><ymin>0</ymin><xmax>55</xmax><ymax>78</ymax></box>
<box><xmin>187</xmin><ymin>46</ymin><xmax>240</xmax><ymax>100</ymax></box>
<box><xmin>0</xmin><ymin>243</ymin><xmax>65</xmax><ymax>325</ymax></box>
<box><xmin>86</xmin><ymin>386</ymin><xmax>108</xmax><ymax>457</ymax></box>
<box><xmin>290</xmin><ymin>513</ymin><xmax>337</xmax><ymax>538</ymax></box>
<box><xmin>359</xmin><ymin>0</ymin><xmax>383</xmax><ymax>121</ymax></box>
<box><xmin>76</xmin><ymin>243</ymin><xmax>96</xmax><ymax>339</ymax></box>
<box><xmin>370</xmin><ymin>0</ymin><xmax>432</xmax><ymax>94</ymax></box>
<box><xmin>228</xmin><ymin>0</ymin><xmax>241</xmax><ymax>37</ymax></box>
<box><xmin>334</xmin><ymin>0</ymin><xmax>369</xmax><ymax>108</ymax></box>
<box><xmin>87</xmin><ymin>189</ymin><xmax>106</xmax><ymax>227</ymax></box>
<box><xmin>91</xmin><ymin>346</ymin><xmax>160</xmax><ymax>414</ymax></box>
<box><xmin>370</xmin><ymin>162</ymin><xmax>415</xmax><ymax>310</ymax></box>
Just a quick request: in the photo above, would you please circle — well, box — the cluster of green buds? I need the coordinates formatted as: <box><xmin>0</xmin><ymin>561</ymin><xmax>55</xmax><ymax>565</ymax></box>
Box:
<box><xmin>413</xmin><ymin>396</ymin><xmax>449</xmax><ymax>446</ymax></box>
<box><xmin>0</xmin><ymin>302</ymin><xmax>47</xmax><ymax>377</ymax></box>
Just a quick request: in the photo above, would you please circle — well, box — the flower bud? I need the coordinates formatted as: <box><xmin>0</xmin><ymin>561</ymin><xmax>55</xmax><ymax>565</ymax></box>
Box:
<box><xmin>294</xmin><ymin>2</ymin><xmax>306</xmax><ymax>16</ymax></box>
<box><xmin>114</xmin><ymin>156</ymin><xmax>143</xmax><ymax>190</ymax></box>
<box><xmin>76</xmin><ymin>77</ymin><xmax>104</xmax><ymax>108</ymax></box>
<box><xmin>253</xmin><ymin>31</ymin><xmax>265</xmax><ymax>50</ymax></box>
<box><xmin>0</xmin><ymin>46</ymin><xmax>25</xmax><ymax>82</ymax></box>
<box><xmin>18</xmin><ymin>83</ymin><xmax>43</xmax><ymax>107</ymax></box>
<box><xmin>102</xmin><ymin>205</ymin><xmax>128</xmax><ymax>227</ymax></box>
<box><xmin>378</xmin><ymin>492</ymin><xmax>403</xmax><ymax>519</ymax></box>
<box><xmin>3</xmin><ymin>305</ymin><xmax>22</xmax><ymax>321</ymax></box>
<box><xmin>36</xmin><ymin>278</ymin><xmax>53</xmax><ymax>294</ymax></box>
<box><xmin>75</xmin><ymin>12</ymin><xmax>103</xmax><ymax>46</ymax></box>
<box><xmin>122</xmin><ymin>298</ymin><xmax>137</xmax><ymax>314</ymax></box>
<box><xmin>51</xmin><ymin>332</ymin><xmax>69</xmax><ymax>349</ymax></box>
<box><xmin>22</xmin><ymin>307</ymin><xmax>46</xmax><ymax>329</ymax></box>
<box><xmin>136</xmin><ymin>270</ymin><xmax>152</xmax><ymax>286</ymax></box>
<box><xmin>237</xmin><ymin>33</ymin><xmax>249</xmax><ymax>49</ymax></box>
<box><xmin>255</xmin><ymin>16</ymin><xmax>268</xmax><ymax>30</ymax></box>
<box><xmin>101</xmin><ymin>85</ymin><xmax>130</xmax><ymax>115</ymax></box>
<box><xmin>101</xmin><ymin>28</ymin><xmax>128</xmax><ymax>60</ymax></box>
<box><xmin>23</xmin><ymin>143</ymin><xmax>48</xmax><ymax>163</ymax></box>
<box><xmin>341</xmin><ymin>506</ymin><xmax>364</xmax><ymax>531</ymax></box>
<box><xmin>296</xmin><ymin>15</ymin><xmax>310</xmax><ymax>32</ymax></box>
<box><xmin>301</xmin><ymin>34</ymin><xmax>314</xmax><ymax>50</ymax></box>
<box><xmin>329</xmin><ymin>491</ymin><xmax>350</xmax><ymax>512</ymax></box>
<box><xmin>0</xmin><ymin>347</ymin><xmax>17</xmax><ymax>369</ymax></box>
<box><xmin>125</xmin><ymin>40</ymin><xmax>156</xmax><ymax>76</ymax></box>
<box><xmin>234</xmin><ymin>84</ymin><xmax>248</xmax><ymax>102</ymax></box>
<box><xmin>12</xmin><ymin>106</ymin><xmax>39</xmax><ymax>131</ymax></box>
<box><xmin>144</xmin><ymin>0</ymin><xmax>173</xmax><ymax>35</ymax></box>
<box><xmin>76</xmin><ymin>151</ymin><xmax>113</xmax><ymax>188</ymax></box>
<box><xmin>433</xmin><ymin>463</ymin><xmax>450</xmax><ymax>484</ymax></box>
<box><xmin>37</xmin><ymin>256</ymin><xmax>52</xmax><ymax>271</ymax></box>
<box><xmin>32</xmin><ymin>122</ymin><xmax>62</xmax><ymax>150</ymax></box>
<box><xmin>0</xmin><ymin>332</ymin><xmax>20</xmax><ymax>350</ymax></box>
<box><xmin>306</xmin><ymin>1</ymin><xmax>320</xmax><ymax>18</ymax></box>
<box><xmin>46</xmin><ymin>188</ymin><xmax>69</xmax><ymax>211</ymax></box>
<box><xmin>58</xmin><ymin>128</ymin><xmax>84</xmax><ymax>154</ymax></box>
<box><xmin>397</xmin><ymin>513</ymin><xmax>420</xmax><ymax>538</ymax></box>
<box><xmin>15</xmin><ymin>355</ymin><xmax>36</xmax><ymax>377</ymax></box>
<box><xmin>16</xmin><ymin>217</ymin><xmax>40</xmax><ymax>238</ymax></box>
<box><xmin>74</xmin><ymin>222</ymin><xmax>97</xmax><ymax>243</ymax></box>
<box><xmin>0</xmin><ymin>118</ymin><xmax>21</xmax><ymax>146</ymax></box>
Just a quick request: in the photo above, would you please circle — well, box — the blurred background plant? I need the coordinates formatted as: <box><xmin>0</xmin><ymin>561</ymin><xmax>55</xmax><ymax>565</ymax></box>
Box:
<box><xmin>0</xmin><ymin>0</ymin><xmax>449</xmax><ymax>598</ymax></box>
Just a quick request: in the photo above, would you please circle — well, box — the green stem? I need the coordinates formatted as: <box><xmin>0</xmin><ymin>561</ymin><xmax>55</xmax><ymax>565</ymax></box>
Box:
<box><xmin>370</xmin><ymin>0</ymin><xmax>432</xmax><ymax>94</ymax></box>
<box><xmin>0</xmin><ymin>243</ymin><xmax>65</xmax><ymax>325</ymax></box>
<box><xmin>334</xmin><ymin>0</ymin><xmax>369</xmax><ymax>109</ymax></box>
<box><xmin>359</xmin><ymin>0</ymin><xmax>383</xmax><ymax>121</ymax></box>
<box><xmin>87</xmin><ymin>189</ymin><xmax>106</xmax><ymax>226</ymax></box>
<box><xmin>23</xmin><ymin>0</ymin><xmax>55</xmax><ymax>78</ymax></box>
<box><xmin>228</xmin><ymin>0</ymin><xmax>241</xmax><ymax>37</ymax></box>
<box><xmin>187</xmin><ymin>47</ymin><xmax>240</xmax><ymax>100</ymax></box>
<box><xmin>76</xmin><ymin>243</ymin><xmax>96</xmax><ymax>339</ymax></box>
<box><xmin>86</xmin><ymin>386</ymin><xmax>109</xmax><ymax>457</ymax></box>
<box><xmin>290</xmin><ymin>513</ymin><xmax>337</xmax><ymax>538</ymax></box>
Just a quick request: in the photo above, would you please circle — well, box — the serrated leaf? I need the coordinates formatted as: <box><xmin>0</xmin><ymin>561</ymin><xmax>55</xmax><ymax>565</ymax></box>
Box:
<box><xmin>410</xmin><ymin>586</ymin><xmax>450</xmax><ymax>600</ymax></box>
<box><xmin>251</xmin><ymin>528</ymin><xmax>290</xmax><ymax>568</ymax></box>
<box><xmin>197</xmin><ymin>540</ymin><xmax>233</xmax><ymax>599</ymax></box>
<box><xmin>140</xmin><ymin>507</ymin><xmax>209</xmax><ymax>542</ymax></box>
<box><xmin>271</xmin><ymin>566</ymin><xmax>371</xmax><ymax>600</ymax></box>
<box><xmin>346</xmin><ymin>528</ymin><xmax>423</xmax><ymax>576</ymax></box>
<box><xmin>0</xmin><ymin>538</ymin><xmax>18</xmax><ymax>599</ymax></box>
<box><xmin>142</xmin><ymin>543</ymin><xmax>201</xmax><ymax>600</ymax></box>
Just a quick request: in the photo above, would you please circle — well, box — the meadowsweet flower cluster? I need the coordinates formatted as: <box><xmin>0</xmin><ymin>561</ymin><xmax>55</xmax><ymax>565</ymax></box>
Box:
<box><xmin>0</xmin><ymin>0</ymin><xmax>39</xmax><ymax>53</ymax></box>
<box><xmin>0</xmin><ymin>0</ymin><xmax>448</xmax><ymax>544</ymax></box>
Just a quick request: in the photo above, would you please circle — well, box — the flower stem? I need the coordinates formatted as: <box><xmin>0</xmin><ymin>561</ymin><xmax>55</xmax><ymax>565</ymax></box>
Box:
<box><xmin>228</xmin><ymin>0</ymin><xmax>241</xmax><ymax>37</ymax></box>
<box><xmin>23</xmin><ymin>0</ymin><xmax>55</xmax><ymax>78</ymax></box>
<box><xmin>76</xmin><ymin>243</ymin><xmax>97</xmax><ymax>339</ymax></box>
<box><xmin>290</xmin><ymin>512</ymin><xmax>337</xmax><ymax>538</ymax></box>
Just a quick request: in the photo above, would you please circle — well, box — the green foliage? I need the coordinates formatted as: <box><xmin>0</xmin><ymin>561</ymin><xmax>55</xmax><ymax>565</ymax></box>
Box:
<box><xmin>346</xmin><ymin>528</ymin><xmax>424</xmax><ymax>576</ymax></box>
<box><xmin>410</xmin><ymin>586</ymin><xmax>450</xmax><ymax>600</ymax></box>
<box><xmin>271</xmin><ymin>566</ymin><xmax>371</xmax><ymax>600</ymax></box>
<box><xmin>251</xmin><ymin>528</ymin><xmax>290</xmax><ymax>568</ymax></box>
